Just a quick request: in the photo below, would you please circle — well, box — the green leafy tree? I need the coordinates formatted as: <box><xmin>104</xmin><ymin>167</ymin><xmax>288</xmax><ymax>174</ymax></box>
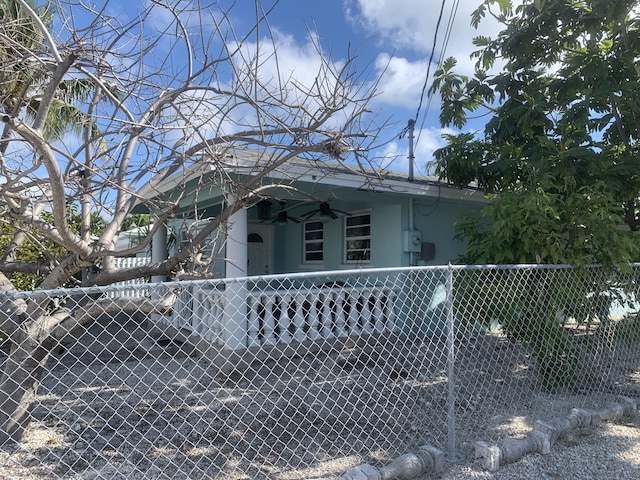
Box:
<box><xmin>121</xmin><ymin>214</ymin><xmax>152</xmax><ymax>232</ymax></box>
<box><xmin>0</xmin><ymin>0</ymin><xmax>97</xmax><ymax>155</ymax></box>
<box><xmin>0</xmin><ymin>0</ymin><xmax>105</xmax><ymax>288</ymax></box>
<box><xmin>432</xmin><ymin>0</ymin><xmax>640</xmax><ymax>390</ymax></box>
<box><xmin>431</xmin><ymin>0</ymin><xmax>640</xmax><ymax>266</ymax></box>
<box><xmin>0</xmin><ymin>203</ymin><xmax>107</xmax><ymax>290</ymax></box>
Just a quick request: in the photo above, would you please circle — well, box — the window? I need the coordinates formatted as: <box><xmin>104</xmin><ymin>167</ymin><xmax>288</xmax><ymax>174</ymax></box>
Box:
<box><xmin>344</xmin><ymin>213</ymin><xmax>371</xmax><ymax>263</ymax></box>
<box><xmin>178</xmin><ymin>220</ymin><xmax>220</xmax><ymax>261</ymax></box>
<box><xmin>304</xmin><ymin>221</ymin><xmax>324</xmax><ymax>263</ymax></box>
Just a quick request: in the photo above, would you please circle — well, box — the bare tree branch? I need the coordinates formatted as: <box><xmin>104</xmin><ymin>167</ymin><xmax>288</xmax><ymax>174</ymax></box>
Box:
<box><xmin>0</xmin><ymin>0</ymin><xmax>385</xmax><ymax>288</ymax></box>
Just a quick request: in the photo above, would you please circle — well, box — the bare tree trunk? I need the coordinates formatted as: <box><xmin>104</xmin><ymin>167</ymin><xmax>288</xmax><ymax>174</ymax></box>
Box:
<box><xmin>0</xmin><ymin>332</ymin><xmax>51</xmax><ymax>446</ymax></box>
<box><xmin>0</xmin><ymin>293</ymin><xmax>176</xmax><ymax>445</ymax></box>
<box><xmin>0</xmin><ymin>0</ymin><xmax>383</xmax><ymax>447</ymax></box>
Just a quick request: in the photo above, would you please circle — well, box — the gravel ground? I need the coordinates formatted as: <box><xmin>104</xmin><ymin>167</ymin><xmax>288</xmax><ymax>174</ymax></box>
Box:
<box><xmin>431</xmin><ymin>420</ymin><xmax>640</xmax><ymax>480</ymax></box>
<box><xmin>0</xmin><ymin>327</ymin><xmax>638</xmax><ymax>480</ymax></box>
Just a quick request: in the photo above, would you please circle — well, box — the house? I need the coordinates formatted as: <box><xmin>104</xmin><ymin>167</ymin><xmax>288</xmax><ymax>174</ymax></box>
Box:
<box><xmin>143</xmin><ymin>149</ymin><xmax>485</xmax><ymax>277</ymax></box>
<box><xmin>138</xmin><ymin>149</ymin><xmax>485</xmax><ymax>370</ymax></box>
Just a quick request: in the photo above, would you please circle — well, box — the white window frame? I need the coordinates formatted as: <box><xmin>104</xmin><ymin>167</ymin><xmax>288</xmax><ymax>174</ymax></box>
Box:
<box><xmin>303</xmin><ymin>220</ymin><xmax>324</xmax><ymax>264</ymax></box>
<box><xmin>178</xmin><ymin>219</ymin><xmax>221</xmax><ymax>262</ymax></box>
<box><xmin>344</xmin><ymin>212</ymin><xmax>371</xmax><ymax>264</ymax></box>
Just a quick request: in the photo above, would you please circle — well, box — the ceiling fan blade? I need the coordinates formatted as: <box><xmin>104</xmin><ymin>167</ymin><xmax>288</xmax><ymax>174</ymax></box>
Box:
<box><xmin>272</xmin><ymin>211</ymin><xmax>287</xmax><ymax>223</ymax></box>
<box><xmin>319</xmin><ymin>202</ymin><xmax>341</xmax><ymax>219</ymax></box>
<box><xmin>301</xmin><ymin>201</ymin><xmax>347</xmax><ymax>222</ymax></box>
<box><xmin>271</xmin><ymin>210</ymin><xmax>301</xmax><ymax>224</ymax></box>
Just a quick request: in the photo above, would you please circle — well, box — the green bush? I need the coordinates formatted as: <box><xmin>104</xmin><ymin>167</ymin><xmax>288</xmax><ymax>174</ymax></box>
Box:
<box><xmin>454</xmin><ymin>267</ymin><xmax>608</xmax><ymax>391</ymax></box>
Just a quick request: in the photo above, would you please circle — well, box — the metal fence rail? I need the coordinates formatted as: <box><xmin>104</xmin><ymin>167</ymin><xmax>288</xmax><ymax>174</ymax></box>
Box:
<box><xmin>1</xmin><ymin>264</ymin><xmax>639</xmax><ymax>479</ymax></box>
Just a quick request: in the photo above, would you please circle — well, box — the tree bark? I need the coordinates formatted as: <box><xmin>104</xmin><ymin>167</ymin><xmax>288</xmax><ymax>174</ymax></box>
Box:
<box><xmin>0</xmin><ymin>327</ymin><xmax>51</xmax><ymax>446</ymax></box>
<box><xmin>0</xmin><ymin>293</ymin><xmax>176</xmax><ymax>445</ymax></box>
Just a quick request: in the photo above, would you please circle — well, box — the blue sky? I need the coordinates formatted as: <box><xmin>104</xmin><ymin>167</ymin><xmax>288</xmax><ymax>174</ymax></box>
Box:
<box><xmin>251</xmin><ymin>0</ymin><xmax>500</xmax><ymax>174</ymax></box>
<box><xmin>102</xmin><ymin>0</ymin><xmax>500</xmax><ymax>175</ymax></box>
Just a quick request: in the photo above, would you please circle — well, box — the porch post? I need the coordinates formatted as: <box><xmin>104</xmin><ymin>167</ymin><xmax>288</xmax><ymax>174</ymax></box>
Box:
<box><xmin>226</xmin><ymin>207</ymin><xmax>248</xmax><ymax>278</ymax></box>
<box><xmin>223</xmin><ymin>205</ymin><xmax>249</xmax><ymax>352</ymax></box>
<box><xmin>151</xmin><ymin>220</ymin><xmax>168</xmax><ymax>283</ymax></box>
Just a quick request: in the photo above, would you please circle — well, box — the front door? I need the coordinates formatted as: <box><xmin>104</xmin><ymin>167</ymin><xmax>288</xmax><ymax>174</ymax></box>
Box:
<box><xmin>247</xmin><ymin>224</ymin><xmax>273</xmax><ymax>276</ymax></box>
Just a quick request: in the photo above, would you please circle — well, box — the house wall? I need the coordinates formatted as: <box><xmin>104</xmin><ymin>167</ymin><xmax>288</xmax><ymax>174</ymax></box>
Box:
<box><xmin>270</xmin><ymin>193</ymin><xmax>481</xmax><ymax>275</ymax></box>
<box><xmin>154</xmin><ymin>159</ymin><xmax>486</xmax><ymax>344</ymax></box>
<box><xmin>273</xmin><ymin>223</ymin><xmax>298</xmax><ymax>274</ymax></box>
<box><xmin>166</xmin><ymin>182</ymin><xmax>484</xmax><ymax>277</ymax></box>
<box><xmin>411</xmin><ymin>197</ymin><xmax>480</xmax><ymax>265</ymax></box>
<box><xmin>319</xmin><ymin>217</ymin><xmax>341</xmax><ymax>269</ymax></box>
<box><xmin>371</xmin><ymin>203</ymin><xmax>403</xmax><ymax>268</ymax></box>
<box><xmin>273</xmin><ymin>202</ymin><xmax>405</xmax><ymax>273</ymax></box>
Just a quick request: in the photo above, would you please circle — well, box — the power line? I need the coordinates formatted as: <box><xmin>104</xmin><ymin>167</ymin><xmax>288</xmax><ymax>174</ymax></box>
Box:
<box><xmin>415</xmin><ymin>0</ymin><xmax>460</xmax><ymax>171</ymax></box>
<box><xmin>416</xmin><ymin>0</ymin><xmax>460</xmax><ymax>146</ymax></box>
<box><xmin>398</xmin><ymin>0</ymin><xmax>459</xmax><ymax>138</ymax></box>
<box><xmin>442</xmin><ymin>0</ymin><xmax>460</xmax><ymax>59</ymax></box>
<box><xmin>399</xmin><ymin>0</ymin><xmax>461</xmax><ymax>178</ymax></box>
<box><xmin>413</xmin><ymin>0</ymin><xmax>448</xmax><ymax>124</ymax></box>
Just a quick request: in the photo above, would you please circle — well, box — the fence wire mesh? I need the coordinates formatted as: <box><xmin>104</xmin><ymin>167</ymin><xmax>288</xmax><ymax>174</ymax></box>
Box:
<box><xmin>1</xmin><ymin>264</ymin><xmax>639</xmax><ymax>479</ymax></box>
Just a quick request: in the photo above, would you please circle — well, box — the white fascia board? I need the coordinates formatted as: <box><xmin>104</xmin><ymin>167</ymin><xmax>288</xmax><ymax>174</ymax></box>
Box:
<box><xmin>149</xmin><ymin>149</ymin><xmax>485</xmax><ymax>203</ymax></box>
<box><xmin>262</xmin><ymin>163</ymin><xmax>485</xmax><ymax>203</ymax></box>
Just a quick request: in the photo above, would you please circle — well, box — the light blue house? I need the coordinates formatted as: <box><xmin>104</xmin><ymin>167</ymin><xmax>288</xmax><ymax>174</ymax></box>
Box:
<box><xmin>149</xmin><ymin>149</ymin><xmax>485</xmax><ymax>278</ymax></box>
<box><xmin>144</xmin><ymin>149</ymin><xmax>485</xmax><ymax>368</ymax></box>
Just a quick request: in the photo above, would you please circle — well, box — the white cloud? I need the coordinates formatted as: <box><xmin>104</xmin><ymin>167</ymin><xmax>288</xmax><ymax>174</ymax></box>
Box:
<box><xmin>239</xmin><ymin>30</ymin><xmax>344</xmax><ymax>98</ymax></box>
<box><xmin>348</xmin><ymin>0</ymin><xmax>502</xmax><ymax>76</ymax></box>
<box><xmin>157</xmin><ymin>28</ymin><xmax>361</xmax><ymax>150</ymax></box>
<box><xmin>381</xmin><ymin>125</ymin><xmax>456</xmax><ymax>174</ymax></box>
<box><xmin>373</xmin><ymin>54</ymin><xmax>430</xmax><ymax>109</ymax></box>
<box><xmin>225</xmin><ymin>29</ymin><xmax>378</xmax><ymax>137</ymax></box>
<box><xmin>347</xmin><ymin>1</ymin><xmax>506</xmax><ymax>139</ymax></box>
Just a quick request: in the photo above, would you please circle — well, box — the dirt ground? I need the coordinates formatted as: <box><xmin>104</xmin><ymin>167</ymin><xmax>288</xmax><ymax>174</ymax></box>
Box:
<box><xmin>1</xmin><ymin>324</ymin><xmax>638</xmax><ymax>479</ymax></box>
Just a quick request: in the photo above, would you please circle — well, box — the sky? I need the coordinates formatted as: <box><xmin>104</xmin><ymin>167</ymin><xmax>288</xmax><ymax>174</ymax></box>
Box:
<box><xmin>238</xmin><ymin>0</ymin><xmax>501</xmax><ymax>175</ymax></box>
<box><xmin>102</xmin><ymin>0</ymin><xmax>501</xmax><ymax>176</ymax></box>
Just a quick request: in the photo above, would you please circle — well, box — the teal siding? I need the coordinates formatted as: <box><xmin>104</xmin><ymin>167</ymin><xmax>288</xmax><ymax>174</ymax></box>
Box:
<box><xmin>166</xmin><ymin>172</ymin><xmax>484</xmax><ymax>276</ymax></box>
<box><xmin>370</xmin><ymin>203</ymin><xmax>403</xmax><ymax>267</ymax></box>
<box><xmin>412</xmin><ymin>197</ymin><xmax>479</xmax><ymax>265</ymax></box>
<box><xmin>255</xmin><ymin>194</ymin><xmax>481</xmax><ymax>274</ymax></box>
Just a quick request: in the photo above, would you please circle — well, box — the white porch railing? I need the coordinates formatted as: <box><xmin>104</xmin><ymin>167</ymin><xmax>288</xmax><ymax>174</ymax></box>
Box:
<box><xmin>246</xmin><ymin>286</ymin><xmax>398</xmax><ymax>347</ymax></box>
<box><xmin>169</xmin><ymin>283</ymin><xmax>399</xmax><ymax>348</ymax></box>
<box><xmin>107</xmin><ymin>256</ymin><xmax>151</xmax><ymax>297</ymax></box>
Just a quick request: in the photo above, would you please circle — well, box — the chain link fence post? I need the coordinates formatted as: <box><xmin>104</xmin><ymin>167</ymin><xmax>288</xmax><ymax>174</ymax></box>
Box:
<box><xmin>446</xmin><ymin>263</ymin><xmax>457</xmax><ymax>461</ymax></box>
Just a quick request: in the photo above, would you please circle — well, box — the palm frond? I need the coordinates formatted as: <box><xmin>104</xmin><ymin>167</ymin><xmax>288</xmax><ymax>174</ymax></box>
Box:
<box><xmin>56</xmin><ymin>78</ymin><xmax>96</xmax><ymax>105</ymax></box>
<box><xmin>24</xmin><ymin>98</ymin><xmax>98</xmax><ymax>143</ymax></box>
<box><xmin>0</xmin><ymin>0</ymin><xmax>53</xmax><ymax>52</ymax></box>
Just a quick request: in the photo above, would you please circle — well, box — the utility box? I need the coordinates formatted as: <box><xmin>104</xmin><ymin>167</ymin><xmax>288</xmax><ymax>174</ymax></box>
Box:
<box><xmin>403</xmin><ymin>230</ymin><xmax>422</xmax><ymax>253</ymax></box>
<box><xmin>421</xmin><ymin>242</ymin><xmax>436</xmax><ymax>261</ymax></box>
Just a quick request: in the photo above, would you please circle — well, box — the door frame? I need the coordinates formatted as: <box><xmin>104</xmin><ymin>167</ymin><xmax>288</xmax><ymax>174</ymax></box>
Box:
<box><xmin>247</xmin><ymin>223</ymin><xmax>273</xmax><ymax>276</ymax></box>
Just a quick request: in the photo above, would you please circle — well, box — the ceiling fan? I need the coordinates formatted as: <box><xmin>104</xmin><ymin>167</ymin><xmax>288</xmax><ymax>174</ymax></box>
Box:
<box><xmin>271</xmin><ymin>201</ymin><xmax>300</xmax><ymax>224</ymax></box>
<box><xmin>301</xmin><ymin>202</ymin><xmax>347</xmax><ymax>223</ymax></box>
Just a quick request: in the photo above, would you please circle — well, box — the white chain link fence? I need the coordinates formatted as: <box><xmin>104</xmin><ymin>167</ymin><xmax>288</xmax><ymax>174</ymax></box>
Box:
<box><xmin>1</xmin><ymin>264</ymin><xmax>639</xmax><ymax>478</ymax></box>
